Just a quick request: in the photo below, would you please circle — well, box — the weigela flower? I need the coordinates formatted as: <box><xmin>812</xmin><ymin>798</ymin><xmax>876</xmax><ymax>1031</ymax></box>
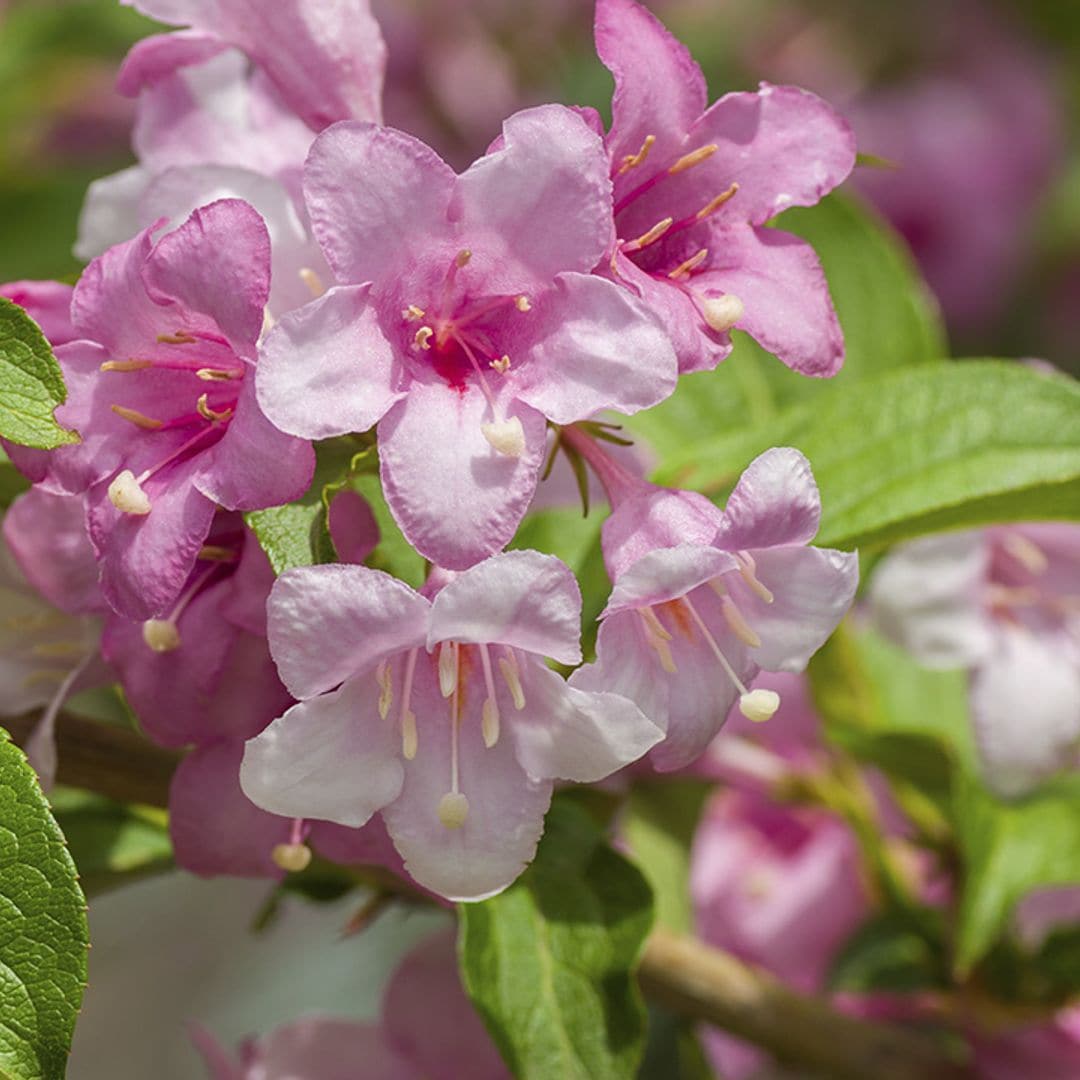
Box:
<box><xmin>569</xmin><ymin>438</ymin><xmax>859</xmax><ymax>770</ymax></box>
<box><xmin>119</xmin><ymin>0</ymin><xmax>387</xmax><ymax>133</ymax></box>
<box><xmin>870</xmin><ymin>525</ymin><xmax>1080</xmax><ymax>797</ymax></box>
<box><xmin>0</xmin><ymin>281</ymin><xmax>77</xmax><ymax>346</ymax></box>
<box><xmin>240</xmin><ymin>551</ymin><xmax>662</xmax><ymax>900</ymax></box>
<box><xmin>257</xmin><ymin>105</ymin><xmax>678</xmax><ymax>568</ymax></box>
<box><xmin>594</xmin><ymin>0</ymin><xmax>854</xmax><ymax>375</ymax></box>
<box><xmin>38</xmin><ymin>199</ymin><xmax>314</xmax><ymax>620</ymax></box>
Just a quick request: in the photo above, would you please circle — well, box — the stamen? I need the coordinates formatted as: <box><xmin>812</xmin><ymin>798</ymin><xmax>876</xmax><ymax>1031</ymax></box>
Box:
<box><xmin>107</xmin><ymin>470</ymin><xmax>151</xmax><ymax>515</ymax></box>
<box><xmin>198</xmin><ymin>545</ymin><xmax>237</xmax><ymax>562</ymax></box>
<box><xmin>639</xmin><ymin>606</ymin><xmax>673</xmax><ymax>641</ymax></box>
<box><xmin>376</xmin><ymin>660</ymin><xmax>393</xmax><ymax>720</ymax></box>
<box><xmin>142</xmin><ymin>619</ymin><xmax>181</xmax><ymax>652</ymax></box>
<box><xmin>299</xmin><ymin>267</ymin><xmax>326</xmax><ymax>298</ymax></box>
<box><xmin>402</xmin><ymin>304</ymin><xmax>426</xmax><ymax>321</ymax></box>
<box><xmin>735</xmin><ymin>553</ymin><xmax>774</xmax><ymax>604</ymax></box>
<box><xmin>739</xmin><ymin>688</ymin><xmax>781</xmax><ymax>724</ymax></box>
<box><xmin>618</xmin><ymin>134</ymin><xmax>656</xmax><ymax>175</ymax></box>
<box><xmin>156</xmin><ymin>331</ymin><xmax>196</xmax><ymax>345</ymax></box>
<box><xmin>669</xmin><ymin>144</ymin><xmax>719</xmax><ymax>174</ymax></box>
<box><xmin>262</xmin><ymin>308</ymin><xmax>275</xmax><ymax>336</ymax></box>
<box><xmin>438</xmin><ymin>641</ymin><xmax>459</xmax><ymax>699</ymax></box>
<box><xmin>700</xmin><ymin>293</ymin><xmax>744</xmax><ymax>333</ymax></box>
<box><xmin>680</xmin><ymin>595</ymin><xmax>749</xmax><ymax>694</ymax></box>
<box><xmin>721</xmin><ymin>595</ymin><xmax>762</xmax><ymax>648</ymax></box>
<box><xmin>272</xmin><ymin>842</ymin><xmax>312</xmax><ymax>873</ymax></box>
<box><xmin>456</xmin><ymin>249</ymin><xmax>472</xmax><ymax>269</ymax></box>
<box><xmin>696</xmin><ymin>183</ymin><xmax>739</xmax><ymax>220</ymax></box>
<box><xmin>414</xmin><ymin>326</ymin><xmax>434</xmax><ymax>351</ymax></box>
<box><xmin>196</xmin><ymin>367</ymin><xmax>243</xmax><ymax>381</ymax></box>
<box><xmin>438</xmin><ymin>791</ymin><xmax>469</xmax><ymax>829</ymax></box>
<box><xmin>515</xmin><ymin>295</ymin><xmax>531</xmax><ymax>312</ymax></box>
<box><xmin>481</xmin><ymin>417</ymin><xmax>525</xmax><ymax>458</ymax></box>
<box><xmin>196</xmin><ymin>394</ymin><xmax>233</xmax><ymax>423</ymax></box>
<box><xmin>498</xmin><ymin>650</ymin><xmax>526</xmax><ymax>710</ymax></box>
<box><xmin>479</xmin><ymin>644</ymin><xmax>500</xmax><ymax>748</ymax></box>
<box><xmin>111</xmin><ymin>405</ymin><xmax>164</xmax><ymax>430</ymax></box>
<box><xmin>101</xmin><ymin>359</ymin><xmax>153</xmax><ymax>372</ymax></box>
<box><xmin>400</xmin><ymin>648</ymin><xmax>419</xmax><ymax>759</ymax></box>
<box><xmin>489</xmin><ymin>356</ymin><xmax>511</xmax><ymax>375</ymax></box>
<box><xmin>625</xmin><ymin>216</ymin><xmax>674</xmax><ymax>252</ymax></box>
<box><xmin>1003</xmin><ymin>533</ymin><xmax>1049</xmax><ymax>575</ymax></box>
<box><xmin>438</xmin><ymin>652</ymin><xmax>470</xmax><ymax>829</ymax></box>
<box><xmin>636</xmin><ymin>607</ymin><xmax>677</xmax><ymax>673</ymax></box>
<box><xmin>668</xmin><ymin>248</ymin><xmax>709</xmax><ymax>280</ymax></box>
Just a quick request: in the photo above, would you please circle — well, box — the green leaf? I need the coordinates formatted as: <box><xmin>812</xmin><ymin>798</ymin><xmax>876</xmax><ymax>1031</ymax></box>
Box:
<box><xmin>954</xmin><ymin>772</ymin><xmax>1080</xmax><ymax>975</ymax></box>
<box><xmin>654</xmin><ymin>361</ymin><xmax>1080</xmax><ymax>551</ymax></box>
<box><xmin>458</xmin><ymin>798</ymin><xmax>654</xmax><ymax>1080</ymax></box>
<box><xmin>49</xmin><ymin>790</ymin><xmax>173</xmax><ymax>897</ymax></box>
<box><xmin>628</xmin><ymin>192</ymin><xmax>945</xmax><ymax>461</ymax></box>
<box><xmin>0</xmin><ymin>729</ymin><xmax>88</xmax><ymax>1080</ymax></box>
<box><xmin>0</xmin><ymin>296</ymin><xmax>78</xmax><ymax>450</ymax></box>
<box><xmin>623</xmin><ymin>780</ymin><xmax>710</xmax><ymax>934</ymax></box>
<box><xmin>245</xmin><ymin>437</ymin><xmax>360</xmax><ymax>574</ymax></box>
<box><xmin>828</xmin><ymin>913</ymin><xmax>948</xmax><ymax>994</ymax></box>
<box><xmin>0</xmin><ymin>451</ymin><xmax>30</xmax><ymax>510</ymax></box>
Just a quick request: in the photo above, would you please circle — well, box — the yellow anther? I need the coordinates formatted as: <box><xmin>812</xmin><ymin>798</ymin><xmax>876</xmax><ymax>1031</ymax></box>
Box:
<box><xmin>402</xmin><ymin>304</ymin><xmax>426</xmax><ymax>321</ymax></box>
<box><xmin>111</xmin><ymin>404</ymin><xmax>164</xmax><ymax>430</ymax></box>
<box><xmin>402</xmin><ymin>710</ymin><xmax>418</xmax><ymax>760</ymax></box>
<box><xmin>515</xmin><ymin>295</ymin><xmax>531</xmax><ymax>312</ymax></box>
<box><xmin>721</xmin><ymin>596</ymin><xmax>762</xmax><ymax>649</ymax></box>
<box><xmin>437</xmin><ymin>791</ymin><xmax>470</xmax><ymax>829</ymax></box>
<box><xmin>668</xmin><ymin>248</ymin><xmax>709</xmax><ymax>280</ymax></box>
<box><xmin>156</xmin><ymin>331</ymin><xmax>196</xmax><ymax>345</ymax></box>
<box><xmin>456</xmin><ymin>249</ymin><xmax>472</xmax><ymax>268</ymax></box>
<box><xmin>414</xmin><ymin>326</ymin><xmax>434</xmax><ymax>351</ymax></box>
<box><xmin>489</xmin><ymin>355</ymin><xmax>511</xmax><ymax>375</ymax></box>
<box><xmin>736</xmin><ymin>553</ymin><xmax>774</xmax><ymax>604</ymax></box>
<box><xmin>298</xmin><ymin>267</ymin><xmax>326</xmax><ymax>298</ymax></box>
<box><xmin>376</xmin><ymin>661</ymin><xmax>393</xmax><ymax>720</ymax></box>
<box><xmin>272</xmin><ymin>843</ymin><xmax>313</xmax><ymax>873</ymax></box>
<box><xmin>618</xmin><ymin>134</ymin><xmax>656</xmax><ymax>175</ymax></box>
<box><xmin>669</xmin><ymin>144</ymin><xmax>719</xmax><ymax>174</ymax></box>
<box><xmin>498</xmin><ymin>655</ymin><xmax>526</xmax><ymax>710</ymax></box>
<box><xmin>627</xmin><ymin>216</ymin><xmax>674</xmax><ymax>251</ymax></box>
<box><xmin>439</xmin><ymin>642</ymin><xmax>459</xmax><ymax>698</ymax></box>
<box><xmin>142</xmin><ymin>619</ymin><xmax>181</xmax><ymax>653</ymax></box>
<box><xmin>638</xmin><ymin>606</ymin><xmax>673</xmax><ymax>642</ymax></box>
<box><xmin>482</xmin><ymin>698</ymin><xmax>500</xmax><ymax>749</ymax></box>
<box><xmin>696</xmin><ymin>183</ymin><xmax>739</xmax><ymax>220</ymax></box>
<box><xmin>198</xmin><ymin>544</ymin><xmax>235</xmax><ymax>562</ymax></box>
<box><xmin>100</xmin><ymin>359</ymin><xmax>153</xmax><ymax>372</ymax></box>
<box><xmin>196</xmin><ymin>367</ymin><xmax>241</xmax><ymax>381</ymax></box>
<box><xmin>196</xmin><ymin>394</ymin><xmax>233</xmax><ymax>423</ymax></box>
<box><xmin>1003</xmin><ymin>533</ymin><xmax>1049</xmax><ymax>575</ymax></box>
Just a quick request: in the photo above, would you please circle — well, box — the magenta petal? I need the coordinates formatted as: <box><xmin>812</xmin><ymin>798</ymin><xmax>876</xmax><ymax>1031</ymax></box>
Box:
<box><xmin>240</xmin><ymin>677</ymin><xmax>405</xmax><ymax>828</ymax></box>
<box><xmin>0</xmin><ymin>280</ymin><xmax>76</xmax><ymax>345</ymax></box>
<box><xmin>378</xmin><ymin>383</ymin><xmax>546</xmax><ymax>570</ymax></box>
<box><xmin>192</xmin><ymin>377</ymin><xmax>315</xmax><ymax>511</ymax></box>
<box><xmin>169</xmin><ymin>741</ymin><xmax>290</xmax><ymax>878</ymax></box>
<box><xmin>691</xmin><ymin>84</ymin><xmax>856</xmax><ymax>225</ymax></box>
<box><xmin>428</xmin><ymin>551</ymin><xmax>582</xmax><ymax>666</ymax></box>
<box><xmin>510</xmin><ymin>273</ymin><xmax>677</xmax><ymax>424</ymax></box>
<box><xmin>458</xmin><ymin>105</ymin><xmax>613</xmax><ymax>295</ymax></box>
<box><xmin>256</xmin><ymin>284</ymin><xmax>402</xmax><ymax>439</ymax></box>
<box><xmin>714</xmin><ymin>448</ymin><xmax>822</xmax><ymax>551</ymax></box>
<box><xmin>267</xmin><ymin>564</ymin><xmax>430</xmax><ymax>699</ymax></box>
<box><xmin>304</xmin><ymin>122</ymin><xmax>456</xmax><ymax>285</ymax></box>
<box><xmin>144</xmin><ymin>198</ymin><xmax>269</xmax><ymax>354</ymax></box>
<box><xmin>382</xmin><ymin>670</ymin><xmax>551</xmax><ymax>902</ymax></box>
<box><xmin>595</xmin><ymin>0</ymin><xmax>707</xmax><ymax>181</ymax></box>
<box><xmin>705</xmin><ymin>226</ymin><xmax>843</xmax><ymax>377</ymax></box>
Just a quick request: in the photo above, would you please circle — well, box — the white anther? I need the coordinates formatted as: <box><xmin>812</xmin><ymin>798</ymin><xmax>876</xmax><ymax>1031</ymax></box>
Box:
<box><xmin>739</xmin><ymin>689</ymin><xmax>781</xmax><ymax>724</ymax></box>
<box><xmin>482</xmin><ymin>697</ymin><xmax>500</xmax><ymax>748</ymax></box>
<box><xmin>481</xmin><ymin>417</ymin><xmax>525</xmax><ymax>458</ymax></box>
<box><xmin>108</xmin><ymin>470</ymin><xmax>151</xmax><ymax>515</ymax></box>
<box><xmin>489</xmin><ymin>356</ymin><xmax>511</xmax><ymax>375</ymax></box>
<box><xmin>438</xmin><ymin>642</ymin><xmax>458</xmax><ymax>698</ymax></box>
<box><xmin>414</xmin><ymin>326</ymin><xmax>434</xmax><ymax>351</ymax></box>
<box><xmin>402</xmin><ymin>304</ymin><xmax>426</xmax><ymax>322</ymax></box>
<box><xmin>702</xmin><ymin>293</ymin><xmax>744</xmax><ymax>333</ymax></box>
<box><xmin>271</xmin><ymin>842</ymin><xmax>313</xmax><ymax>873</ymax></box>
<box><xmin>721</xmin><ymin>596</ymin><xmax>762</xmax><ymax>649</ymax></box>
<box><xmin>438</xmin><ymin>791</ymin><xmax>470</xmax><ymax>829</ymax></box>
<box><xmin>402</xmin><ymin>710</ymin><xmax>418</xmax><ymax>760</ymax></box>
<box><xmin>498</xmin><ymin>655</ymin><xmax>526</xmax><ymax>710</ymax></box>
<box><xmin>376</xmin><ymin>660</ymin><xmax>393</xmax><ymax>719</ymax></box>
<box><xmin>142</xmin><ymin>619</ymin><xmax>180</xmax><ymax>653</ymax></box>
<box><xmin>298</xmin><ymin>268</ymin><xmax>326</xmax><ymax>298</ymax></box>
<box><xmin>515</xmin><ymin>295</ymin><xmax>531</xmax><ymax>312</ymax></box>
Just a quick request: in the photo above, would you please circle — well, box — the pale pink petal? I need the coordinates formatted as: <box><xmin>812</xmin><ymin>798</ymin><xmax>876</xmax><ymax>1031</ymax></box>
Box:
<box><xmin>256</xmin><ymin>284</ymin><xmax>403</xmax><ymax>439</ymax></box>
<box><xmin>0</xmin><ymin>281</ymin><xmax>76</xmax><ymax>345</ymax></box>
<box><xmin>512</xmin><ymin>659</ymin><xmax>662</xmax><ymax>781</ymax></box>
<box><xmin>328</xmin><ymin>488</ymin><xmax>380</xmax><ymax>566</ymax></box>
<box><xmin>75</xmin><ymin>166</ymin><xmax>150</xmax><ymax>263</ymax></box>
<box><xmin>188</xmin><ymin>1022</ymin><xmax>244</xmax><ymax>1080</ymax></box>
<box><xmin>509</xmin><ymin>272</ymin><xmax>677</xmax><ymax>424</ymax></box>
<box><xmin>267</xmin><ymin>564</ymin><xmax>429</xmax><ymax>699</ymax></box>
<box><xmin>304</xmin><ymin>122</ymin><xmax>456</xmax><ymax>285</ymax></box>
<box><xmin>240</xmin><ymin>677</ymin><xmax>405</xmax><ymax>828</ymax></box>
<box><xmin>115</xmin><ymin>29</ymin><xmax>227</xmax><ymax>96</ymax></box>
<box><xmin>458</xmin><ymin>105</ymin><xmax>613</xmax><ymax>295</ymax></box>
<box><xmin>604</xmin><ymin>544</ymin><xmax>737</xmax><ymax>617</ymax></box>
<box><xmin>378</xmin><ymin>382</ymin><xmax>546</xmax><ymax>570</ymax></box>
<box><xmin>428</xmin><ymin>551</ymin><xmax>582</xmax><ymax>666</ymax></box>
<box><xmin>258</xmin><ymin>1019</ymin><xmax>414</xmax><ymax>1080</ymax></box>
<box><xmin>714</xmin><ymin>448</ymin><xmax>822</xmax><ymax>552</ymax></box>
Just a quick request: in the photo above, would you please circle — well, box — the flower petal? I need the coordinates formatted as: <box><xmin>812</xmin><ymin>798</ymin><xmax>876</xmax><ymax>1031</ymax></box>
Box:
<box><xmin>75</xmin><ymin>166</ymin><xmax>150</xmax><ymax>263</ymax></box>
<box><xmin>714</xmin><ymin>447</ymin><xmax>822</xmax><ymax>552</ymax></box>
<box><xmin>0</xmin><ymin>280</ymin><xmax>76</xmax><ymax>346</ymax></box>
<box><xmin>240</xmin><ymin>677</ymin><xmax>405</xmax><ymax>828</ymax></box>
<box><xmin>304</xmin><ymin>122</ymin><xmax>456</xmax><ymax>285</ymax></box>
<box><xmin>512</xmin><ymin>659</ymin><xmax>662</xmax><ymax>781</ymax></box>
<box><xmin>509</xmin><ymin>272</ymin><xmax>677</xmax><ymax>424</ymax></box>
<box><xmin>428</xmin><ymin>550</ymin><xmax>582</xmax><ymax>665</ymax></box>
<box><xmin>267</xmin><ymin>564</ymin><xmax>429</xmax><ymax>700</ymax></box>
<box><xmin>458</xmin><ymin>105</ymin><xmax>613</xmax><ymax>295</ymax></box>
<box><xmin>604</xmin><ymin>544</ymin><xmax>737</xmax><ymax>617</ymax></box>
<box><xmin>378</xmin><ymin>382</ymin><xmax>546</xmax><ymax>570</ymax></box>
<box><xmin>256</xmin><ymin>283</ymin><xmax>403</xmax><ymax>439</ymax></box>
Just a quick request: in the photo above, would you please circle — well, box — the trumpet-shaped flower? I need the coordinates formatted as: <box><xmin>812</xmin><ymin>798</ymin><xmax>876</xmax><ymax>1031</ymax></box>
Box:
<box><xmin>569</xmin><ymin>439</ymin><xmax>858</xmax><ymax>770</ymax></box>
<box><xmin>240</xmin><ymin>551</ymin><xmax>662</xmax><ymax>900</ymax></box>
<box><xmin>257</xmin><ymin>106</ymin><xmax>678</xmax><ymax>568</ymax></box>
<box><xmin>119</xmin><ymin>0</ymin><xmax>386</xmax><ymax>132</ymax></box>
<box><xmin>594</xmin><ymin>0</ymin><xmax>854</xmax><ymax>375</ymax></box>
<box><xmin>38</xmin><ymin>200</ymin><xmax>314</xmax><ymax>619</ymax></box>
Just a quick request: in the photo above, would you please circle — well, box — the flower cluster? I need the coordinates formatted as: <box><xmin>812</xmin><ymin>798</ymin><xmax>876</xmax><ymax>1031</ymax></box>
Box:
<box><xmin>3</xmin><ymin>0</ymin><xmax>859</xmax><ymax>902</ymax></box>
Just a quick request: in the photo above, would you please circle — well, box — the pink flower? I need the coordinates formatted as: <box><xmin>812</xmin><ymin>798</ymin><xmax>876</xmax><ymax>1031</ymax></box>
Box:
<box><xmin>0</xmin><ymin>281</ymin><xmax>76</xmax><ymax>345</ymax></box>
<box><xmin>570</xmin><ymin>437</ymin><xmax>858</xmax><ymax>771</ymax></box>
<box><xmin>257</xmin><ymin>106</ymin><xmax>678</xmax><ymax>568</ymax></box>
<box><xmin>971</xmin><ymin>1008</ymin><xmax>1080</xmax><ymax>1080</ymax></box>
<box><xmin>37</xmin><ymin>200</ymin><xmax>314</xmax><ymax>620</ymax></box>
<box><xmin>240</xmin><ymin>552</ymin><xmax>662</xmax><ymax>900</ymax></box>
<box><xmin>594</xmin><ymin>0</ymin><xmax>854</xmax><ymax>376</ymax></box>
<box><xmin>193</xmin><ymin>927</ymin><xmax>507</xmax><ymax>1079</ymax></box>
<box><xmin>119</xmin><ymin>0</ymin><xmax>386</xmax><ymax>133</ymax></box>
<box><xmin>870</xmin><ymin>525</ymin><xmax>1080</xmax><ymax>797</ymax></box>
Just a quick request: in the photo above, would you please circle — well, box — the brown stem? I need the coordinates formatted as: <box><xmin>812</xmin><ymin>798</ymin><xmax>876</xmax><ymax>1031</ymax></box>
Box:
<box><xmin>5</xmin><ymin>712</ymin><xmax>966</xmax><ymax>1078</ymax></box>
